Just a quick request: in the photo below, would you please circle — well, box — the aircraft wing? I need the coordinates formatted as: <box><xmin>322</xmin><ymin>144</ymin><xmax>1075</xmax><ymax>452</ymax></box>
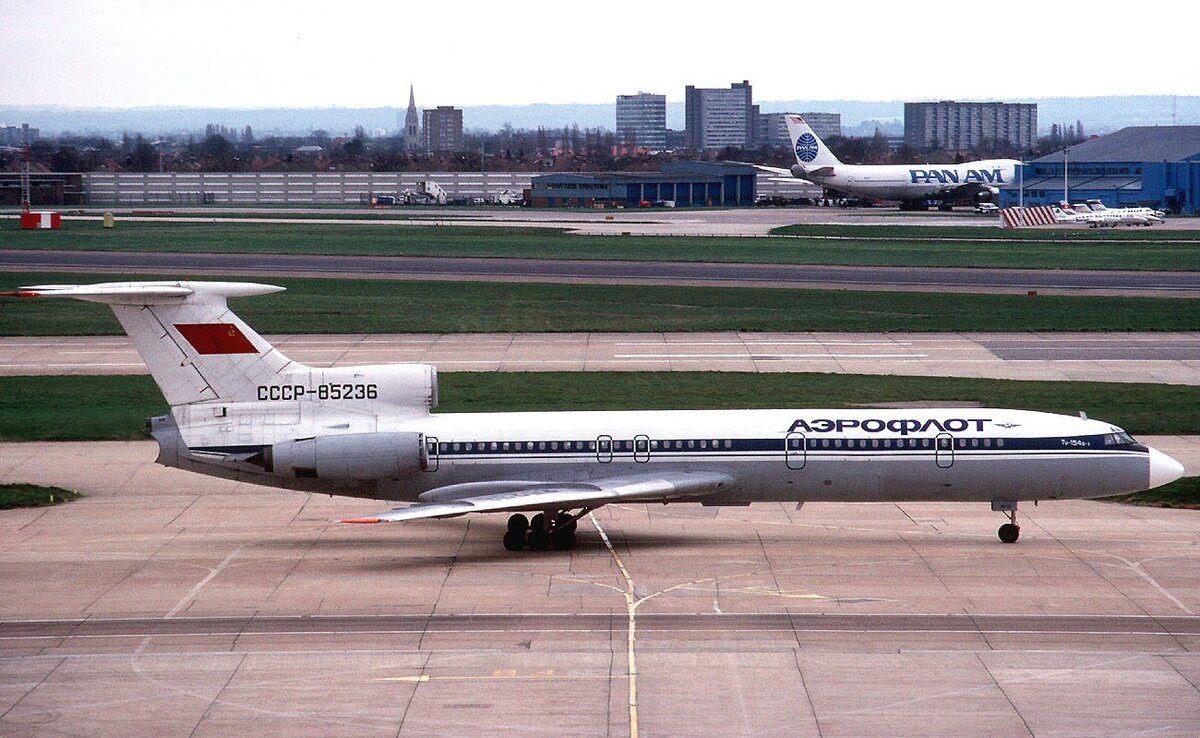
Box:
<box><xmin>751</xmin><ymin>164</ymin><xmax>793</xmax><ymax>177</ymax></box>
<box><xmin>932</xmin><ymin>182</ymin><xmax>1000</xmax><ymax>200</ymax></box>
<box><xmin>342</xmin><ymin>470</ymin><xmax>735</xmax><ymax>523</ymax></box>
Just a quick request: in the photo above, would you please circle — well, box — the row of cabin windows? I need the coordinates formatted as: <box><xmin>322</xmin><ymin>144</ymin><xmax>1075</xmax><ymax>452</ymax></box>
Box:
<box><xmin>437</xmin><ymin>437</ymin><xmax>1009</xmax><ymax>454</ymax></box>
<box><xmin>793</xmin><ymin>437</ymin><xmax>1006</xmax><ymax>450</ymax></box>
<box><xmin>441</xmin><ymin>439</ymin><xmax>735</xmax><ymax>453</ymax></box>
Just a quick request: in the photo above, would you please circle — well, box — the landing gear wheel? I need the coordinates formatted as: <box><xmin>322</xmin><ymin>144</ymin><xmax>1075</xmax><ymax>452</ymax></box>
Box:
<box><xmin>550</xmin><ymin>529</ymin><xmax>577</xmax><ymax>551</ymax></box>
<box><xmin>507</xmin><ymin>513</ymin><xmax>529</xmax><ymax>534</ymax></box>
<box><xmin>527</xmin><ymin>513</ymin><xmax>550</xmax><ymax>551</ymax></box>
<box><xmin>554</xmin><ymin>513</ymin><xmax>578</xmax><ymax>534</ymax></box>
<box><xmin>998</xmin><ymin>523</ymin><xmax>1020</xmax><ymax>544</ymax></box>
<box><xmin>502</xmin><ymin>514</ymin><xmax>530</xmax><ymax>551</ymax></box>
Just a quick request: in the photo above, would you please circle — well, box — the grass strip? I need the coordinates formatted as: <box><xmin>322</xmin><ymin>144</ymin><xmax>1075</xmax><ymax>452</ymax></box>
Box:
<box><xmin>0</xmin><ymin>484</ymin><xmax>81</xmax><ymax>510</ymax></box>
<box><xmin>1</xmin><ymin>373</ymin><xmax>1196</xmax><ymax>442</ymax></box>
<box><xmin>2</xmin><ymin>272</ymin><xmax>1199</xmax><ymax>335</ymax></box>
<box><xmin>1104</xmin><ymin>477</ymin><xmax>1200</xmax><ymax>509</ymax></box>
<box><xmin>4</xmin><ymin>219</ymin><xmax>1200</xmax><ymax>270</ymax></box>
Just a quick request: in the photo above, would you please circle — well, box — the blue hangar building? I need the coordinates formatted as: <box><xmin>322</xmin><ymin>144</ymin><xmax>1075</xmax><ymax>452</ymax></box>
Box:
<box><xmin>998</xmin><ymin>126</ymin><xmax>1200</xmax><ymax>214</ymax></box>
<box><xmin>530</xmin><ymin>162</ymin><xmax>755</xmax><ymax>208</ymax></box>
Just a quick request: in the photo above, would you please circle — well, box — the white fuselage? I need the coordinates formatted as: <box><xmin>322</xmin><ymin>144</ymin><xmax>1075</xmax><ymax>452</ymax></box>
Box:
<box><xmin>164</xmin><ymin>406</ymin><xmax>1167</xmax><ymax>507</ymax></box>
<box><xmin>1056</xmin><ymin>204</ymin><xmax>1163</xmax><ymax>228</ymax></box>
<box><xmin>802</xmin><ymin>159</ymin><xmax>1021</xmax><ymax>202</ymax></box>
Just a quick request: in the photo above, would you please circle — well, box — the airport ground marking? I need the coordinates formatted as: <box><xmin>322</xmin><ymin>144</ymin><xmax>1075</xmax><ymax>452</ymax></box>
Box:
<box><xmin>589</xmin><ymin>512</ymin><xmax>640</xmax><ymax>738</ymax></box>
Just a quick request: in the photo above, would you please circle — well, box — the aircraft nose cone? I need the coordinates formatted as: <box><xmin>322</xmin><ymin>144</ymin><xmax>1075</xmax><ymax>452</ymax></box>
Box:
<box><xmin>1148</xmin><ymin>448</ymin><xmax>1185</xmax><ymax>489</ymax></box>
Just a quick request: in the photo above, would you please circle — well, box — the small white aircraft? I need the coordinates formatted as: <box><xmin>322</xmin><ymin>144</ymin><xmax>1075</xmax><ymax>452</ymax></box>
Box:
<box><xmin>761</xmin><ymin>115</ymin><xmax>1022</xmax><ymax>211</ymax></box>
<box><xmin>1050</xmin><ymin>201</ymin><xmax>1164</xmax><ymax>228</ymax></box>
<box><xmin>1074</xmin><ymin>199</ymin><xmax>1165</xmax><ymax>227</ymax></box>
<box><xmin>3</xmin><ymin>281</ymin><xmax>1183</xmax><ymax>548</ymax></box>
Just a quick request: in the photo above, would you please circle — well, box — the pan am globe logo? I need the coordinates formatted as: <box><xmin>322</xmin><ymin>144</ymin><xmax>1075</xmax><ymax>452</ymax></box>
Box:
<box><xmin>795</xmin><ymin>133</ymin><xmax>819</xmax><ymax>163</ymax></box>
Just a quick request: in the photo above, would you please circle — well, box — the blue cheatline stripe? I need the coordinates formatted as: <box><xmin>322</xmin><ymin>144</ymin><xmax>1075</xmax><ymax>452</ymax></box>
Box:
<box><xmin>432</xmin><ymin>435</ymin><xmax>1145</xmax><ymax>458</ymax></box>
<box><xmin>189</xmin><ymin>435</ymin><xmax>1147</xmax><ymax>459</ymax></box>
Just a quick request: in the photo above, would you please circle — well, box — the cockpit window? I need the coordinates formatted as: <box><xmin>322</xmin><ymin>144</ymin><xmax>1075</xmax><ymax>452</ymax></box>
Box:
<box><xmin>1104</xmin><ymin>432</ymin><xmax>1137</xmax><ymax>446</ymax></box>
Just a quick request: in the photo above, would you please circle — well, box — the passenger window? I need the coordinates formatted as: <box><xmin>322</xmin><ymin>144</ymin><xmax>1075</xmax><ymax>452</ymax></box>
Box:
<box><xmin>724</xmin><ymin>440</ymin><xmax>732</xmax><ymax>449</ymax></box>
<box><xmin>997</xmin><ymin>439</ymin><xmax>1005</xmax><ymax>448</ymax></box>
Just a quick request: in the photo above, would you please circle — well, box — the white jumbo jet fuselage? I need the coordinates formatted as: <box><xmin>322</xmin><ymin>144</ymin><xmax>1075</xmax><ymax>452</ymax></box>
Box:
<box><xmin>781</xmin><ymin>116</ymin><xmax>1021</xmax><ymax>208</ymax></box>
<box><xmin>7</xmin><ymin>281</ymin><xmax>1183</xmax><ymax>549</ymax></box>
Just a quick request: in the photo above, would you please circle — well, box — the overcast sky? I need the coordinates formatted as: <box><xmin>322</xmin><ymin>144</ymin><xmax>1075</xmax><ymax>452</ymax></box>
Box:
<box><xmin>3</xmin><ymin>1</ymin><xmax>1195</xmax><ymax>108</ymax></box>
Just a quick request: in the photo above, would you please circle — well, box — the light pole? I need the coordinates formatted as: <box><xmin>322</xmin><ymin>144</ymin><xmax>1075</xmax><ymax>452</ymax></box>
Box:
<box><xmin>1063</xmin><ymin>146</ymin><xmax>1070</xmax><ymax>205</ymax></box>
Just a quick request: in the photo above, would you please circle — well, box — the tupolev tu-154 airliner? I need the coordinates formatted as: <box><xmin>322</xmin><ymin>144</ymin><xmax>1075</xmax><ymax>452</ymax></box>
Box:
<box><xmin>4</xmin><ymin>281</ymin><xmax>1183</xmax><ymax>550</ymax></box>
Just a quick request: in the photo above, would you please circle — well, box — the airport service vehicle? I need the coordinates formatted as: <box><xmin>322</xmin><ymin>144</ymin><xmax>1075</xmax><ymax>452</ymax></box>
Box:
<box><xmin>760</xmin><ymin>115</ymin><xmax>1021</xmax><ymax>211</ymax></box>
<box><xmin>4</xmin><ymin>281</ymin><xmax>1183</xmax><ymax>550</ymax></box>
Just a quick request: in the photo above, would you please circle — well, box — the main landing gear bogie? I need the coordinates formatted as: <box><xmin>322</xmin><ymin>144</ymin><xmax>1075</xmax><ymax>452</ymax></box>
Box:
<box><xmin>504</xmin><ymin>511</ymin><xmax>582</xmax><ymax>552</ymax></box>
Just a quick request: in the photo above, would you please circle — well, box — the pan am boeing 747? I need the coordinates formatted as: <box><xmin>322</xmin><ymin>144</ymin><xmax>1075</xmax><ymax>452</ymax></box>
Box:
<box><xmin>762</xmin><ymin>115</ymin><xmax>1022</xmax><ymax>211</ymax></box>
<box><xmin>4</xmin><ymin>281</ymin><xmax>1182</xmax><ymax>550</ymax></box>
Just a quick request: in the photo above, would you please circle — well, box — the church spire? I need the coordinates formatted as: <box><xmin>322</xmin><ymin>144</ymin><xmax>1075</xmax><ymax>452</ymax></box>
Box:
<box><xmin>404</xmin><ymin>85</ymin><xmax>420</xmax><ymax>154</ymax></box>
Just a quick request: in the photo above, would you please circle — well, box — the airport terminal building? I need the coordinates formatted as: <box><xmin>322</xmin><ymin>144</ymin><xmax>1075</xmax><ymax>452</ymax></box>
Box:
<box><xmin>529</xmin><ymin>162</ymin><xmax>756</xmax><ymax>208</ymax></box>
<box><xmin>998</xmin><ymin>126</ymin><xmax>1200</xmax><ymax>214</ymax></box>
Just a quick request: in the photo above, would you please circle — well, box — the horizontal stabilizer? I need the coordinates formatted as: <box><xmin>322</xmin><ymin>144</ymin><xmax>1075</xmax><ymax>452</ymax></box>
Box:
<box><xmin>342</xmin><ymin>470</ymin><xmax>736</xmax><ymax>523</ymax></box>
<box><xmin>2</xmin><ymin>281</ymin><xmax>284</xmax><ymax>305</ymax></box>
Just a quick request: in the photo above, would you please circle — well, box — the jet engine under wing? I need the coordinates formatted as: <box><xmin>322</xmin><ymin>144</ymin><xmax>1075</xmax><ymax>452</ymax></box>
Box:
<box><xmin>342</xmin><ymin>470</ymin><xmax>735</xmax><ymax>523</ymax></box>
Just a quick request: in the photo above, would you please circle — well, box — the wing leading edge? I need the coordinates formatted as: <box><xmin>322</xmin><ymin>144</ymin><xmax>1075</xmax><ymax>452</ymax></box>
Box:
<box><xmin>342</xmin><ymin>470</ymin><xmax>735</xmax><ymax>523</ymax></box>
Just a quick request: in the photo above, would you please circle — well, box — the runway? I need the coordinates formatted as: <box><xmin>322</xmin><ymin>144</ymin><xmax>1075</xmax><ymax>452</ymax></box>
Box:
<box><xmin>2</xmin><ymin>441</ymin><xmax>1199</xmax><ymax>737</ymax></box>
<box><xmin>6</xmin><ymin>331</ymin><xmax>1200</xmax><ymax>384</ymax></box>
<box><xmin>4</xmin><ymin>249</ymin><xmax>1200</xmax><ymax>296</ymax></box>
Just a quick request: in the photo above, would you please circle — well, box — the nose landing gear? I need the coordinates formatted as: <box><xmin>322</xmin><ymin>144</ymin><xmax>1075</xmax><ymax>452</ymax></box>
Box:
<box><xmin>992</xmin><ymin>500</ymin><xmax>1020</xmax><ymax>543</ymax></box>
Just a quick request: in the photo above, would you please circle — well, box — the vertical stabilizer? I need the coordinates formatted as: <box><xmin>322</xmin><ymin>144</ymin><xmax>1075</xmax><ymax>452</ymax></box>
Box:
<box><xmin>786</xmin><ymin>115</ymin><xmax>842</xmax><ymax>170</ymax></box>
<box><xmin>3</xmin><ymin>281</ymin><xmax>297</xmax><ymax>406</ymax></box>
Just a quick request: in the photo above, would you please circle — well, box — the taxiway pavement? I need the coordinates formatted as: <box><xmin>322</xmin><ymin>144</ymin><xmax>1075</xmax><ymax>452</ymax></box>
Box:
<box><xmin>5</xmin><ymin>249</ymin><xmax>1200</xmax><ymax>297</ymax></box>
<box><xmin>1</xmin><ymin>441</ymin><xmax>1198</xmax><ymax>737</ymax></box>
<box><xmin>41</xmin><ymin>205</ymin><xmax>1200</xmax><ymax>235</ymax></box>
<box><xmin>5</xmin><ymin>331</ymin><xmax>1200</xmax><ymax>385</ymax></box>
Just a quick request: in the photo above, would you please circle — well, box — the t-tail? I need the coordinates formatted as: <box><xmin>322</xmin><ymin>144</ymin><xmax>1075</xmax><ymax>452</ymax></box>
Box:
<box><xmin>786</xmin><ymin>115</ymin><xmax>841</xmax><ymax>178</ymax></box>
<box><xmin>2</xmin><ymin>281</ymin><xmax>438</xmax><ymax>460</ymax></box>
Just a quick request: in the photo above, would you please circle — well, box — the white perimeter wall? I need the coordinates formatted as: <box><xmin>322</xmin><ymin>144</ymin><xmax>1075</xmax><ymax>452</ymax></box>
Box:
<box><xmin>82</xmin><ymin>172</ymin><xmax>535</xmax><ymax>205</ymax></box>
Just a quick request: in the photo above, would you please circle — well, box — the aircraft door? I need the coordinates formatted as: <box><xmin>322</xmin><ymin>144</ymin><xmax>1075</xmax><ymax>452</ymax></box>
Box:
<box><xmin>634</xmin><ymin>434</ymin><xmax>651</xmax><ymax>463</ymax></box>
<box><xmin>633</xmin><ymin>432</ymin><xmax>652</xmax><ymax>460</ymax></box>
<box><xmin>935</xmin><ymin>433</ymin><xmax>954</xmax><ymax>469</ymax></box>
<box><xmin>785</xmin><ymin>431</ymin><xmax>806</xmax><ymax>470</ymax></box>
<box><xmin>422</xmin><ymin>435</ymin><xmax>438</xmax><ymax>472</ymax></box>
<box><xmin>597</xmin><ymin>435</ymin><xmax>613</xmax><ymax>463</ymax></box>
